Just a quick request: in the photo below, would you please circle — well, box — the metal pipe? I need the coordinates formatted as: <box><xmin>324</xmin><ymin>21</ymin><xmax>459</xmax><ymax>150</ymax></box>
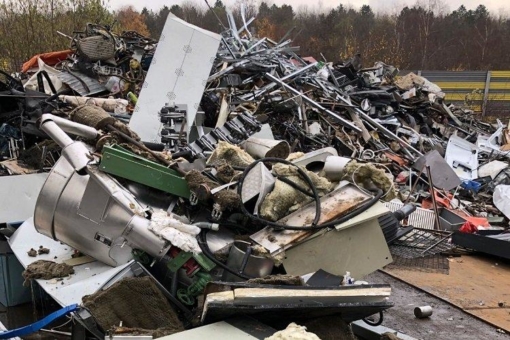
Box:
<box><xmin>426</xmin><ymin>165</ymin><xmax>442</xmax><ymax>231</ymax></box>
<box><xmin>237</xmin><ymin>17</ymin><xmax>255</xmax><ymax>35</ymax></box>
<box><xmin>244</xmin><ymin>37</ymin><xmax>266</xmax><ymax>55</ymax></box>
<box><xmin>44</xmin><ymin>114</ymin><xmax>98</xmax><ymax>140</ymax></box>
<box><xmin>265</xmin><ymin>73</ymin><xmax>362</xmax><ymax>133</ymax></box>
<box><xmin>358</xmin><ymin>111</ymin><xmax>423</xmax><ymax>157</ymax></box>
<box><xmin>39</xmin><ymin>119</ymin><xmax>74</xmax><ymax>148</ymax></box>
<box><xmin>242</xmin><ymin>62</ymin><xmax>318</xmax><ymax>100</ymax></box>
<box><xmin>240</xmin><ymin>4</ymin><xmax>252</xmax><ymax>39</ymax></box>
<box><xmin>40</xmin><ymin>329</ymin><xmax>72</xmax><ymax>337</ymax></box>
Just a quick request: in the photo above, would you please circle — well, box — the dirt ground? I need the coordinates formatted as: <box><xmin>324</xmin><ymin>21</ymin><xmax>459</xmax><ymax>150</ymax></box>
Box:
<box><xmin>366</xmin><ymin>270</ymin><xmax>510</xmax><ymax>340</ymax></box>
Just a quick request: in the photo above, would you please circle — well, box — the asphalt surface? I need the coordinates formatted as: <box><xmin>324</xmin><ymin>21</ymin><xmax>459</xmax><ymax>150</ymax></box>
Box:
<box><xmin>365</xmin><ymin>270</ymin><xmax>510</xmax><ymax>340</ymax></box>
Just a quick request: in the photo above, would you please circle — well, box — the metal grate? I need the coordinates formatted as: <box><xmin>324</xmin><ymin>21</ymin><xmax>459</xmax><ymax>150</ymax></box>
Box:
<box><xmin>385</xmin><ymin>201</ymin><xmax>436</xmax><ymax>230</ymax></box>
<box><xmin>390</xmin><ymin>228</ymin><xmax>454</xmax><ymax>259</ymax></box>
<box><xmin>386</xmin><ymin>254</ymin><xmax>450</xmax><ymax>274</ymax></box>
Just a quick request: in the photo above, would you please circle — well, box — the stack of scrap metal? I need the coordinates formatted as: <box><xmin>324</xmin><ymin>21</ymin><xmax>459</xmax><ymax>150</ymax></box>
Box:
<box><xmin>0</xmin><ymin>24</ymin><xmax>155</xmax><ymax>166</ymax></box>
<box><xmin>1</xmin><ymin>8</ymin><xmax>510</xmax><ymax>340</ymax></box>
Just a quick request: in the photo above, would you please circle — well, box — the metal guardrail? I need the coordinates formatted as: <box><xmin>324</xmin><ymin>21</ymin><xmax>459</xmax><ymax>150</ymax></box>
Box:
<box><xmin>401</xmin><ymin>70</ymin><xmax>510</xmax><ymax>116</ymax></box>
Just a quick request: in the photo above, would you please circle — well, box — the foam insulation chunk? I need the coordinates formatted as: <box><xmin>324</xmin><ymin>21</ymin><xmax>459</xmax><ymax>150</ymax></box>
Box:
<box><xmin>149</xmin><ymin>210</ymin><xmax>201</xmax><ymax>253</ymax></box>
<box><xmin>206</xmin><ymin>141</ymin><xmax>255</xmax><ymax>167</ymax></box>
<box><xmin>260</xmin><ymin>164</ymin><xmax>333</xmax><ymax>221</ymax></box>
<box><xmin>265</xmin><ymin>323</ymin><xmax>321</xmax><ymax>340</ymax></box>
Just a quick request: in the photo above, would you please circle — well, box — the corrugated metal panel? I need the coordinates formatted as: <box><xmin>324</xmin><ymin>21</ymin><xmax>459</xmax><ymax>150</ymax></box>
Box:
<box><xmin>491</xmin><ymin>71</ymin><xmax>510</xmax><ymax>78</ymax></box>
<box><xmin>57</xmin><ymin>71</ymin><xmax>107</xmax><ymax>96</ymax></box>
<box><xmin>435</xmin><ymin>82</ymin><xmax>485</xmax><ymax>89</ymax></box>
<box><xmin>489</xmin><ymin>83</ymin><xmax>510</xmax><ymax>90</ymax></box>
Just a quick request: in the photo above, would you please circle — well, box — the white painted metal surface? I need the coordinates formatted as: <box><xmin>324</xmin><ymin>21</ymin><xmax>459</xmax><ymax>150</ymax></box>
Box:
<box><xmin>129</xmin><ymin>14</ymin><xmax>221</xmax><ymax>143</ymax></box>
<box><xmin>9</xmin><ymin>219</ymin><xmax>131</xmax><ymax>306</ymax></box>
<box><xmin>0</xmin><ymin>173</ymin><xmax>48</xmax><ymax>223</ymax></box>
<box><xmin>445</xmin><ymin>134</ymin><xmax>478</xmax><ymax>181</ymax></box>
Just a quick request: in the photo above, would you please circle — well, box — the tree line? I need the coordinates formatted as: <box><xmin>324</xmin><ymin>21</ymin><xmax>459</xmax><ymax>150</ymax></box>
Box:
<box><xmin>1</xmin><ymin>0</ymin><xmax>509</xmax><ymax>72</ymax></box>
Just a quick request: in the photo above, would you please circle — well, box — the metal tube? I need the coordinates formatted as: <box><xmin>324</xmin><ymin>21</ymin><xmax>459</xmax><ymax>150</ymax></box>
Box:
<box><xmin>426</xmin><ymin>165</ymin><xmax>442</xmax><ymax>231</ymax></box>
<box><xmin>240</xmin><ymin>4</ymin><xmax>252</xmax><ymax>39</ymax></box>
<box><xmin>244</xmin><ymin>37</ymin><xmax>266</xmax><ymax>55</ymax></box>
<box><xmin>45</xmin><ymin>114</ymin><xmax>98</xmax><ymax>140</ymax></box>
<box><xmin>265</xmin><ymin>73</ymin><xmax>362</xmax><ymax>133</ymax></box>
<box><xmin>40</xmin><ymin>120</ymin><xmax>74</xmax><ymax>148</ymax></box>
<box><xmin>241</xmin><ymin>62</ymin><xmax>318</xmax><ymax>100</ymax></box>
<box><xmin>281</xmin><ymin>62</ymin><xmax>318</xmax><ymax>81</ymax></box>
<box><xmin>358</xmin><ymin>111</ymin><xmax>423</xmax><ymax>157</ymax></box>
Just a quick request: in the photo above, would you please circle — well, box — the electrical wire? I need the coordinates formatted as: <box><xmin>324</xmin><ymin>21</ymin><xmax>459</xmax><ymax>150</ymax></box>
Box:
<box><xmin>236</xmin><ymin>157</ymin><xmax>383</xmax><ymax>231</ymax></box>
<box><xmin>363</xmin><ymin>311</ymin><xmax>384</xmax><ymax>326</ymax></box>
<box><xmin>237</xmin><ymin>157</ymin><xmax>322</xmax><ymax>229</ymax></box>
<box><xmin>197</xmin><ymin>231</ymin><xmax>252</xmax><ymax>280</ymax></box>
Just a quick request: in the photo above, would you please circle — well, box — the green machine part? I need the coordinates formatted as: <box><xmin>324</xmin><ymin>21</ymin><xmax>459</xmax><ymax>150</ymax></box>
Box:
<box><xmin>99</xmin><ymin>144</ymin><xmax>190</xmax><ymax>199</ymax></box>
<box><xmin>166</xmin><ymin>250</ymin><xmax>216</xmax><ymax>306</ymax></box>
<box><xmin>166</xmin><ymin>251</ymin><xmax>216</xmax><ymax>273</ymax></box>
<box><xmin>177</xmin><ymin>272</ymin><xmax>212</xmax><ymax>305</ymax></box>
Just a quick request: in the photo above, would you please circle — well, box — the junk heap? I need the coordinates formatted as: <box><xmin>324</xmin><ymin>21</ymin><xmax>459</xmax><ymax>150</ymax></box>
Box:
<box><xmin>0</xmin><ymin>23</ymin><xmax>155</xmax><ymax>170</ymax></box>
<box><xmin>2</xmin><ymin>10</ymin><xmax>510</xmax><ymax>340</ymax></box>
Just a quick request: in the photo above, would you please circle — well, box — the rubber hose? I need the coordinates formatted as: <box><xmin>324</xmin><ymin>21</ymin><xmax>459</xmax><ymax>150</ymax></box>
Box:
<box><xmin>363</xmin><ymin>311</ymin><xmax>384</xmax><ymax>326</ymax></box>
<box><xmin>197</xmin><ymin>231</ymin><xmax>252</xmax><ymax>280</ymax></box>
<box><xmin>236</xmin><ymin>157</ymin><xmax>383</xmax><ymax>230</ymax></box>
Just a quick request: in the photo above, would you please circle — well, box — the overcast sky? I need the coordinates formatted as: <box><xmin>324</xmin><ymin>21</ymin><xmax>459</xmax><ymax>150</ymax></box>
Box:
<box><xmin>108</xmin><ymin>0</ymin><xmax>510</xmax><ymax>15</ymax></box>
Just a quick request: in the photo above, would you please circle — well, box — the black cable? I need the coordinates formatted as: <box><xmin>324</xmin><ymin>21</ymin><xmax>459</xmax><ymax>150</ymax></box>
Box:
<box><xmin>237</xmin><ymin>157</ymin><xmax>322</xmax><ymax>228</ymax></box>
<box><xmin>197</xmin><ymin>231</ymin><xmax>252</xmax><ymax>280</ymax></box>
<box><xmin>363</xmin><ymin>311</ymin><xmax>384</xmax><ymax>326</ymax></box>
<box><xmin>276</xmin><ymin>175</ymin><xmax>315</xmax><ymax>198</ymax></box>
<box><xmin>236</xmin><ymin>157</ymin><xmax>383</xmax><ymax>231</ymax></box>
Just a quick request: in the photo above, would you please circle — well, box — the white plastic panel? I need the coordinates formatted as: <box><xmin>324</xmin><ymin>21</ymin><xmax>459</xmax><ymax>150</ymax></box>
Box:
<box><xmin>129</xmin><ymin>14</ymin><xmax>221</xmax><ymax>143</ymax></box>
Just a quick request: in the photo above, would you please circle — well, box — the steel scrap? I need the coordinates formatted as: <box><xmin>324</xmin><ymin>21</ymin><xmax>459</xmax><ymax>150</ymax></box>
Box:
<box><xmin>3</xmin><ymin>10</ymin><xmax>510</xmax><ymax>340</ymax></box>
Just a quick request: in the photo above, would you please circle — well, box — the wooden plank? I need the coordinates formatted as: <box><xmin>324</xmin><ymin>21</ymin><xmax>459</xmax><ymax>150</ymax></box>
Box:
<box><xmin>233</xmin><ymin>287</ymin><xmax>391</xmax><ymax>298</ymax></box>
<box><xmin>250</xmin><ymin>184</ymin><xmax>371</xmax><ymax>254</ymax></box>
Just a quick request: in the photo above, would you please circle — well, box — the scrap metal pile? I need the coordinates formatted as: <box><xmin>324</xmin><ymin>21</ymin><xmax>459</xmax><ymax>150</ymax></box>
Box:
<box><xmin>2</xmin><ymin>10</ymin><xmax>510</xmax><ymax>340</ymax></box>
<box><xmin>0</xmin><ymin>23</ymin><xmax>155</xmax><ymax>169</ymax></box>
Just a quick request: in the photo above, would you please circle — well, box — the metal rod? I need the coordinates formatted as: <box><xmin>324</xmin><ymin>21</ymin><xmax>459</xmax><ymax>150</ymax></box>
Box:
<box><xmin>405</xmin><ymin>165</ymin><xmax>425</xmax><ymax>204</ymax></box>
<box><xmin>204</xmin><ymin>0</ymin><xmax>226</xmax><ymax>29</ymax></box>
<box><xmin>239</xmin><ymin>246</ymin><xmax>252</xmax><ymax>274</ymax></box>
<box><xmin>40</xmin><ymin>329</ymin><xmax>72</xmax><ymax>336</ymax></box>
<box><xmin>358</xmin><ymin>111</ymin><xmax>423</xmax><ymax>158</ymax></box>
<box><xmin>278</xmin><ymin>26</ymin><xmax>296</xmax><ymax>44</ymax></box>
<box><xmin>426</xmin><ymin>165</ymin><xmax>442</xmax><ymax>231</ymax></box>
<box><xmin>237</xmin><ymin>17</ymin><xmax>255</xmax><ymax>35</ymax></box>
<box><xmin>265</xmin><ymin>73</ymin><xmax>362</xmax><ymax>133</ymax></box>
<box><xmin>240</xmin><ymin>4</ymin><xmax>252</xmax><ymax>39</ymax></box>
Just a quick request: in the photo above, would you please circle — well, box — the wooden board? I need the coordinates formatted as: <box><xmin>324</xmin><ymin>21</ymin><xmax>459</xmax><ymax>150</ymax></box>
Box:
<box><xmin>250</xmin><ymin>184</ymin><xmax>371</xmax><ymax>254</ymax></box>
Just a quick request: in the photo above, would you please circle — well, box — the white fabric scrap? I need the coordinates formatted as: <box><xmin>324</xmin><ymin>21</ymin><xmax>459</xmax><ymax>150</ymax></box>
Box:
<box><xmin>265</xmin><ymin>323</ymin><xmax>321</xmax><ymax>340</ymax></box>
<box><xmin>149</xmin><ymin>210</ymin><xmax>201</xmax><ymax>254</ymax></box>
